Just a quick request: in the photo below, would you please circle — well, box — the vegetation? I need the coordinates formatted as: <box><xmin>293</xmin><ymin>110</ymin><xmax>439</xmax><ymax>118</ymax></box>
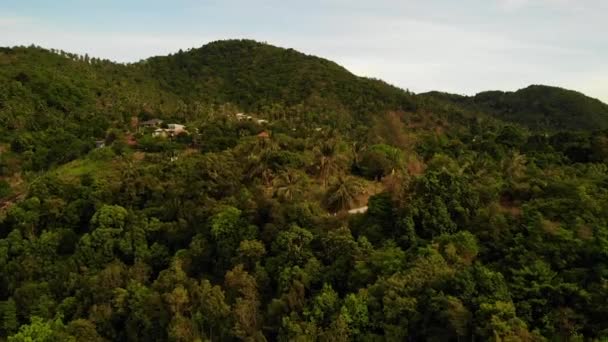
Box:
<box><xmin>1</xmin><ymin>40</ymin><xmax>608</xmax><ymax>341</ymax></box>
<box><xmin>421</xmin><ymin>85</ymin><xmax>608</xmax><ymax>131</ymax></box>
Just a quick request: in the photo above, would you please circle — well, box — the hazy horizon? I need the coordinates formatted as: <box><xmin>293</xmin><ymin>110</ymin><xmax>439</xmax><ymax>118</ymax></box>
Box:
<box><xmin>1</xmin><ymin>0</ymin><xmax>606</xmax><ymax>102</ymax></box>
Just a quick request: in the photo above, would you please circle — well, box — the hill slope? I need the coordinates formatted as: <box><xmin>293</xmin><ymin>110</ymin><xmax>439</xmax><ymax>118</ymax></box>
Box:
<box><xmin>420</xmin><ymin>85</ymin><xmax>608</xmax><ymax>131</ymax></box>
<box><xmin>472</xmin><ymin>85</ymin><xmax>608</xmax><ymax>131</ymax></box>
<box><xmin>3</xmin><ymin>41</ymin><xmax>607</xmax><ymax>135</ymax></box>
<box><xmin>0</xmin><ymin>40</ymin><xmax>418</xmax><ymax>133</ymax></box>
<box><xmin>140</xmin><ymin>39</ymin><xmax>417</xmax><ymax>118</ymax></box>
<box><xmin>3</xmin><ymin>40</ymin><xmax>608</xmax><ymax>341</ymax></box>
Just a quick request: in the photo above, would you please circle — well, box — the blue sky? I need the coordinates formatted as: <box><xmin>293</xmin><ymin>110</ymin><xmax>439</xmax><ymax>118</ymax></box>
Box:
<box><xmin>1</xmin><ymin>0</ymin><xmax>606</xmax><ymax>102</ymax></box>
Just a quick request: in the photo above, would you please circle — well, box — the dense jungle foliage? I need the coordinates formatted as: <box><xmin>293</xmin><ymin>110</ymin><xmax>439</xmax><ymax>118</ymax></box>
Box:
<box><xmin>1</xmin><ymin>39</ymin><xmax>608</xmax><ymax>341</ymax></box>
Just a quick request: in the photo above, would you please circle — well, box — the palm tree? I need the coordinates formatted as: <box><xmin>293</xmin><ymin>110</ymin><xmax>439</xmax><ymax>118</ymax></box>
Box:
<box><xmin>313</xmin><ymin>139</ymin><xmax>344</xmax><ymax>186</ymax></box>
<box><xmin>503</xmin><ymin>151</ymin><xmax>527</xmax><ymax>181</ymax></box>
<box><xmin>240</xmin><ymin>138</ymin><xmax>279</xmax><ymax>185</ymax></box>
<box><xmin>272</xmin><ymin>169</ymin><xmax>308</xmax><ymax>202</ymax></box>
<box><xmin>324</xmin><ymin>176</ymin><xmax>365</xmax><ymax>212</ymax></box>
<box><xmin>351</xmin><ymin>141</ymin><xmax>367</xmax><ymax>171</ymax></box>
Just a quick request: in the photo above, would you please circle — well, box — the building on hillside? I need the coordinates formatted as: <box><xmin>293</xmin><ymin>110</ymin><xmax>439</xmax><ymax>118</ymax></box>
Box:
<box><xmin>95</xmin><ymin>140</ymin><xmax>106</xmax><ymax>148</ymax></box>
<box><xmin>257</xmin><ymin>131</ymin><xmax>270</xmax><ymax>139</ymax></box>
<box><xmin>235</xmin><ymin>113</ymin><xmax>246</xmax><ymax>120</ymax></box>
<box><xmin>348</xmin><ymin>206</ymin><xmax>368</xmax><ymax>215</ymax></box>
<box><xmin>139</xmin><ymin>119</ymin><xmax>163</xmax><ymax>128</ymax></box>
<box><xmin>167</xmin><ymin>124</ymin><xmax>186</xmax><ymax>135</ymax></box>
<box><xmin>152</xmin><ymin>124</ymin><xmax>188</xmax><ymax>138</ymax></box>
<box><xmin>256</xmin><ymin>119</ymin><xmax>269</xmax><ymax>124</ymax></box>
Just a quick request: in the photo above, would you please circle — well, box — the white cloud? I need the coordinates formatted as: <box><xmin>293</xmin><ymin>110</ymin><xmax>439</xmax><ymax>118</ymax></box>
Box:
<box><xmin>0</xmin><ymin>15</ymin><xmax>30</xmax><ymax>27</ymax></box>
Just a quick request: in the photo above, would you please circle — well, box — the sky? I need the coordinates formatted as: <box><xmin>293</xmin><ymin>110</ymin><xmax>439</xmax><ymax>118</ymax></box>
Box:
<box><xmin>1</xmin><ymin>0</ymin><xmax>606</xmax><ymax>102</ymax></box>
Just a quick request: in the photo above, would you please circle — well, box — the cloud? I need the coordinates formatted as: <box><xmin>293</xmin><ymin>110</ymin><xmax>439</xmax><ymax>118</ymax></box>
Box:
<box><xmin>0</xmin><ymin>15</ymin><xmax>30</xmax><ymax>27</ymax></box>
<box><xmin>499</xmin><ymin>0</ymin><xmax>531</xmax><ymax>10</ymax></box>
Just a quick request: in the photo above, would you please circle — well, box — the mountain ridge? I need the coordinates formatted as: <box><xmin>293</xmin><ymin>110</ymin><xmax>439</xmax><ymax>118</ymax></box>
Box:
<box><xmin>1</xmin><ymin>39</ymin><xmax>607</xmax><ymax>133</ymax></box>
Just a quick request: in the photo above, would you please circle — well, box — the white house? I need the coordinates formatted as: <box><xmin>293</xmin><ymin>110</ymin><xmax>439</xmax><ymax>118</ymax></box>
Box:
<box><xmin>167</xmin><ymin>124</ymin><xmax>186</xmax><ymax>135</ymax></box>
<box><xmin>348</xmin><ymin>206</ymin><xmax>368</xmax><ymax>215</ymax></box>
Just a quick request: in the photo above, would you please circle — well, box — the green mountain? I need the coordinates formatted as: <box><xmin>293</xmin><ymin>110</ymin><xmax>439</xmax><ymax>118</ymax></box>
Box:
<box><xmin>2</xmin><ymin>40</ymin><xmax>608</xmax><ymax>341</ymax></box>
<box><xmin>472</xmin><ymin>85</ymin><xmax>608</xmax><ymax>131</ymax></box>
<box><xmin>0</xmin><ymin>40</ymin><xmax>417</xmax><ymax>132</ymax></box>
<box><xmin>3</xmin><ymin>40</ymin><xmax>607</xmax><ymax>136</ymax></box>
<box><xmin>142</xmin><ymin>39</ymin><xmax>416</xmax><ymax>118</ymax></box>
<box><xmin>421</xmin><ymin>85</ymin><xmax>608</xmax><ymax>131</ymax></box>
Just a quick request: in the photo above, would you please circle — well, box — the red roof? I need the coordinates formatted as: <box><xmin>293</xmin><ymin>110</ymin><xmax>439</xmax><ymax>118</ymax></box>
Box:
<box><xmin>257</xmin><ymin>131</ymin><xmax>270</xmax><ymax>138</ymax></box>
<box><xmin>125</xmin><ymin>133</ymin><xmax>138</xmax><ymax>146</ymax></box>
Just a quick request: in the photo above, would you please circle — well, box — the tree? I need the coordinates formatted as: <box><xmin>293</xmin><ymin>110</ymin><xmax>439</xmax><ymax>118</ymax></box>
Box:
<box><xmin>210</xmin><ymin>206</ymin><xmax>257</xmax><ymax>270</ymax></box>
<box><xmin>475</xmin><ymin>301</ymin><xmax>534</xmax><ymax>341</ymax></box>
<box><xmin>225</xmin><ymin>265</ymin><xmax>264</xmax><ymax>340</ymax></box>
<box><xmin>91</xmin><ymin>205</ymin><xmax>128</xmax><ymax>230</ymax></box>
<box><xmin>272</xmin><ymin>169</ymin><xmax>309</xmax><ymax>202</ymax></box>
<box><xmin>0</xmin><ymin>180</ymin><xmax>12</xmax><ymax>199</ymax></box>
<box><xmin>8</xmin><ymin>316</ymin><xmax>73</xmax><ymax>342</ymax></box>
<box><xmin>357</xmin><ymin>144</ymin><xmax>403</xmax><ymax>180</ymax></box>
<box><xmin>324</xmin><ymin>176</ymin><xmax>364</xmax><ymax>212</ymax></box>
<box><xmin>406</xmin><ymin>170</ymin><xmax>479</xmax><ymax>239</ymax></box>
<box><xmin>272</xmin><ymin>226</ymin><xmax>314</xmax><ymax>268</ymax></box>
<box><xmin>1</xmin><ymin>299</ymin><xmax>18</xmax><ymax>336</ymax></box>
<box><xmin>192</xmin><ymin>280</ymin><xmax>231</xmax><ymax>340</ymax></box>
<box><xmin>312</xmin><ymin>139</ymin><xmax>346</xmax><ymax>186</ymax></box>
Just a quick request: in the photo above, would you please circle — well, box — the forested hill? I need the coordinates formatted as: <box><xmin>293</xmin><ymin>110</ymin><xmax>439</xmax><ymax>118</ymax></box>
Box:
<box><xmin>421</xmin><ymin>85</ymin><xmax>608</xmax><ymax>131</ymax></box>
<box><xmin>3</xmin><ymin>40</ymin><xmax>608</xmax><ymax>341</ymax></box>
<box><xmin>2</xmin><ymin>40</ymin><xmax>607</xmax><ymax>134</ymax></box>
<box><xmin>473</xmin><ymin>85</ymin><xmax>608</xmax><ymax>131</ymax></box>
<box><xmin>140</xmin><ymin>39</ymin><xmax>416</xmax><ymax>118</ymax></box>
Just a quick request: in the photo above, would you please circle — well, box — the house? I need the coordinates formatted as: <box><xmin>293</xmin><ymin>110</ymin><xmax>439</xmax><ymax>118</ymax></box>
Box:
<box><xmin>95</xmin><ymin>140</ymin><xmax>106</xmax><ymax>148</ymax></box>
<box><xmin>139</xmin><ymin>119</ymin><xmax>163</xmax><ymax>128</ymax></box>
<box><xmin>348</xmin><ymin>206</ymin><xmax>368</xmax><ymax>215</ymax></box>
<box><xmin>256</xmin><ymin>119</ymin><xmax>269</xmax><ymax>124</ymax></box>
<box><xmin>257</xmin><ymin>131</ymin><xmax>270</xmax><ymax>139</ymax></box>
<box><xmin>235</xmin><ymin>113</ymin><xmax>246</xmax><ymax>120</ymax></box>
<box><xmin>152</xmin><ymin>124</ymin><xmax>188</xmax><ymax>138</ymax></box>
<box><xmin>167</xmin><ymin>124</ymin><xmax>186</xmax><ymax>135</ymax></box>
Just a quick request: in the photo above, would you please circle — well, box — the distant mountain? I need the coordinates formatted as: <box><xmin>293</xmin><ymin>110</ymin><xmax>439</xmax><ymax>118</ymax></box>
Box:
<box><xmin>420</xmin><ymin>85</ymin><xmax>608</xmax><ymax>131</ymax></box>
<box><xmin>471</xmin><ymin>85</ymin><xmax>608</xmax><ymax>131</ymax></box>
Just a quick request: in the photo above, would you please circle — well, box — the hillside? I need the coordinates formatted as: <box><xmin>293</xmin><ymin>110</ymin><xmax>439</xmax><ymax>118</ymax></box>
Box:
<box><xmin>0</xmin><ymin>40</ymin><xmax>419</xmax><ymax>169</ymax></box>
<box><xmin>1</xmin><ymin>40</ymin><xmax>608</xmax><ymax>341</ymax></box>
<box><xmin>3</xmin><ymin>41</ymin><xmax>607</xmax><ymax>138</ymax></box>
<box><xmin>140</xmin><ymin>40</ymin><xmax>417</xmax><ymax>119</ymax></box>
<box><xmin>421</xmin><ymin>85</ymin><xmax>608</xmax><ymax>131</ymax></box>
<box><xmin>473</xmin><ymin>85</ymin><xmax>608</xmax><ymax>131</ymax></box>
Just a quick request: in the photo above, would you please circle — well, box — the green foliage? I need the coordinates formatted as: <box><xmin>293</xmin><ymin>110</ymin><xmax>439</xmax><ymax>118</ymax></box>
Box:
<box><xmin>324</xmin><ymin>176</ymin><xmax>364</xmax><ymax>212</ymax></box>
<box><xmin>1</xmin><ymin>41</ymin><xmax>608</xmax><ymax>342</ymax></box>
<box><xmin>357</xmin><ymin>144</ymin><xmax>403</xmax><ymax>179</ymax></box>
<box><xmin>0</xmin><ymin>180</ymin><xmax>11</xmax><ymax>198</ymax></box>
<box><xmin>8</xmin><ymin>316</ymin><xmax>72</xmax><ymax>342</ymax></box>
<box><xmin>473</xmin><ymin>85</ymin><xmax>608</xmax><ymax>131</ymax></box>
<box><xmin>144</xmin><ymin>40</ymin><xmax>417</xmax><ymax>119</ymax></box>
